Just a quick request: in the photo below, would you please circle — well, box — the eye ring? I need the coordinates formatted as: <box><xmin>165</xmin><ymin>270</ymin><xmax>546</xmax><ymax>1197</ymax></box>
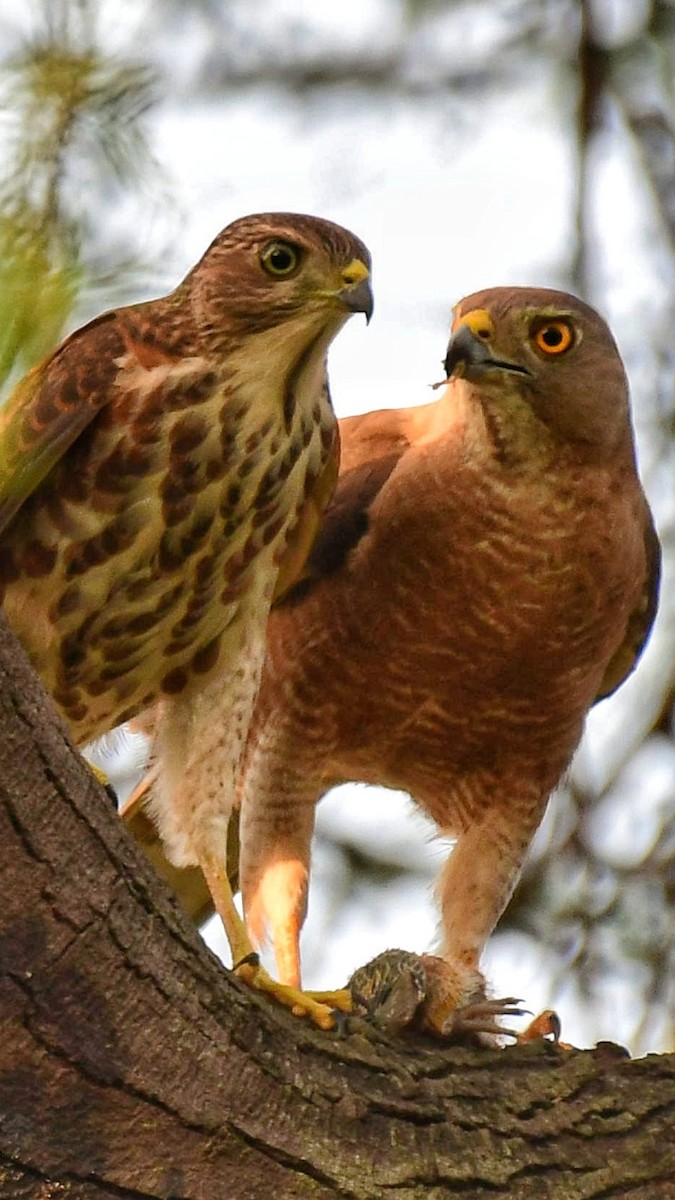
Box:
<box><xmin>531</xmin><ymin>318</ymin><xmax>575</xmax><ymax>356</ymax></box>
<box><xmin>260</xmin><ymin>240</ymin><xmax>301</xmax><ymax>278</ymax></box>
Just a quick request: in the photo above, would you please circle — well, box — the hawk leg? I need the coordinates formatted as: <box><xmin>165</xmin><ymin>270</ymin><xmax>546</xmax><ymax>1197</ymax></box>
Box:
<box><xmin>201</xmin><ymin>852</ymin><xmax>351</xmax><ymax>1029</ymax></box>
<box><xmin>430</xmin><ymin>799</ymin><xmax>546</xmax><ymax>1029</ymax></box>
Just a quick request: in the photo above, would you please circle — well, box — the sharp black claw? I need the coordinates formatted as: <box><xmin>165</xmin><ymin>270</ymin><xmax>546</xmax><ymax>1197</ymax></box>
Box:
<box><xmin>330</xmin><ymin>1008</ymin><xmax>351</xmax><ymax>1036</ymax></box>
<box><xmin>548</xmin><ymin>1011</ymin><xmax>562</xmax><ymax>1043</ymax></box>
<box><xmin>233</xmin><ymin>951</ymin><xmax>260</xmax><ymax>971</ymax></box>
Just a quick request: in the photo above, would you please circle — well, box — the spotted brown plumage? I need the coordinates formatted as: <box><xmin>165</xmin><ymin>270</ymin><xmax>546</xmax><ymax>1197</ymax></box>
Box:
<box><xmin>0</xmin><ymin>211</ymin><xmax>373</xmax><ymax>1027</ymax></box>
<box><xmin>234</xmin><ymin>287</ymin><xmax>659</xmax><ymax>1035</ymax></box>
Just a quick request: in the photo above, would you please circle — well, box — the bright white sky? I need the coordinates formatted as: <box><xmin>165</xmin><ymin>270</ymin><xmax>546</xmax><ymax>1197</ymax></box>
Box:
<box><xmin>148</xmin><ymin>77</ymin><xmax>578</xmax><ymax>416</ymax></box>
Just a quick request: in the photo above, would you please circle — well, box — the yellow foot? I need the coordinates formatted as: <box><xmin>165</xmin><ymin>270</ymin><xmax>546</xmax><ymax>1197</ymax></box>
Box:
<box><xmin>88</xmin><ymin>761</ymin><xmax>110</xmax><ymax>788</ymax></box>
<box><xmin>234</xmin><ymin>956</ymin><xmax>352</xmax><ymax>1030</ymax></box>
<box><xmin>301</xmin><ymin>987</ymin><xmax>353</xmax><ymax>1014</ymax></box>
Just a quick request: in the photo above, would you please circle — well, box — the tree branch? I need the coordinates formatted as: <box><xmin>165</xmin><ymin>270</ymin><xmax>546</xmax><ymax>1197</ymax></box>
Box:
<box><xmin>1</xmin><ymin>614</ymin><xmax>674</xmax><ymax>1199</ymax></box>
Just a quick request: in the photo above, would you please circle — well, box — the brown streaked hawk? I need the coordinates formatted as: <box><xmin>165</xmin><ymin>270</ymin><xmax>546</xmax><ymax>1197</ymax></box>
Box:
<box><xmin>0</xmin><ymin>211</ymin><xmax>373</xmax><ymax>1027</ymax></box>
<box><xmin>233</xmin><ymin>286</ymin><xmax>659</xmax><ymax>1036</ymax></box>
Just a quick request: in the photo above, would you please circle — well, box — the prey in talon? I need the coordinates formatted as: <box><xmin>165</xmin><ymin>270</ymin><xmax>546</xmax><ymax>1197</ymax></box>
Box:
<box><xmin>348</xmin><ymin>951</ymin><xmax>525</xmax><ymax>1044</ymax></box>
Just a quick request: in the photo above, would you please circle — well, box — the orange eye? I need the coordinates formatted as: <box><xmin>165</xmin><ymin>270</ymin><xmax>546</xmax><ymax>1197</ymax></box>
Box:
<box><xmin>532</xmin><ymin>319</ymin><xmax>575</xmax><ymax>356</ymax></box>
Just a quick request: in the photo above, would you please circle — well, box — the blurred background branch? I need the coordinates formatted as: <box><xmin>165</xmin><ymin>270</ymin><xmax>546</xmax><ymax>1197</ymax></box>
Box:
<box><xmin>0</xmin><ymin>0</ymin><xmax>164</xmax><ymax>396</ymax></box>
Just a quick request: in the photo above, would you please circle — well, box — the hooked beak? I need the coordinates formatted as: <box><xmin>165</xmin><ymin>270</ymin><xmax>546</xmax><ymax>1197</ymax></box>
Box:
<box><xmin>443</xmin><ymin>323</ymin><xmax>530</xmax><ymax>381</ymax></box>
<box><xmin>336</xmin><ymin>258</ymin><xmax>374</xmax><ymax>324</ymax></box>
<box><xmin>338</xmin><ymin>275</ymin><xmax>374</xmax><ymax>324</ymax></box>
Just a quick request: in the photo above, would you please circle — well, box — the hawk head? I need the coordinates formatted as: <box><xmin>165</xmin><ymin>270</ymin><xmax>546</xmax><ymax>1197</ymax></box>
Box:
<box><xmin>182</xmin><ymin>211</ymin><xmax>373</xmax><ymax>345</ymax></box>
<box><xmin>443</xmin><ymin>287</ymin><xmax>631</xmax><ymax>454</ymax></box>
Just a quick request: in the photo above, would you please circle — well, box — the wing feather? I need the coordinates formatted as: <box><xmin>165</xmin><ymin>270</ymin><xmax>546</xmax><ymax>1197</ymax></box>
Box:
<box><xmin>0</xmin><ymin>310</ymin><xmax>135</xmax><ymax>532</ymax></box>
<box><xmin>272</xmin><ymin>429</ymin><xmax>340</xmax><ymax>603</ymax></box>
<box><xmin>275</xmin><ymin>409</ymin><xmax>411</xmax><ymax>606</ymax></box>
<box><xmin>595</xmin><ymin>499</ymin><xmax>661</xmax><ymax>701</ymax></box>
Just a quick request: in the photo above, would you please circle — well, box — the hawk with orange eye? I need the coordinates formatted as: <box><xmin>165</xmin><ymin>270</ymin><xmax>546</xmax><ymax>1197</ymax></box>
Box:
<box><xmin>231</xmin><ymin>286</ymin><xmax>659</xmax><ymax>1039</ymax></box>
<box><xmin>530</xmin><ymin>317</ymin><xmax>575</xmax><ymax>354</ymax></box>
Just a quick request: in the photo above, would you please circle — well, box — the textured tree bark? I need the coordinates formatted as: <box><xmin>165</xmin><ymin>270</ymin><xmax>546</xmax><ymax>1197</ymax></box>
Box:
<box><xmin>0</xmin><ymin>614</ymin><xmax>674</xmax><ymax>1200</ymax></box>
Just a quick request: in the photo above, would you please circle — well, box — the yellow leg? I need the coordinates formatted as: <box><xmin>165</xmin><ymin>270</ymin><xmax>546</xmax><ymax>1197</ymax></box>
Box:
<box><xmin>271</xmin><ymin>905</ymin><xmax>351</xmax><ymax>1012</ymax></box>
<box><xmin>201</xmin><ymin>854</ymin><xmax>350</xmax><ymax>1030</ymax></box>
<box><xmin>88</xmin><ymin>761</ymin><xmax>111</xmax><ymax>789</ymax></box>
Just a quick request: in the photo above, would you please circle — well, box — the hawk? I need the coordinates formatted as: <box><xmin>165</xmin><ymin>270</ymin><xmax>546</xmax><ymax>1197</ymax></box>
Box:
<box><xmin>234</xmin><ymin>287</ymin><xmax>659</xmax><ymax>1034</ymax></box>
<box><xmin>0</xmin><ymin>211</ymin><xmax>373</xmax><ymax>1026</ymax></box>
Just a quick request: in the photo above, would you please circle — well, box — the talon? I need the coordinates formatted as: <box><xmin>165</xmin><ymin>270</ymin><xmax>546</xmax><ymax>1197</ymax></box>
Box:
<box><xmin>233</xmin><ymin>951</ymin><xmax>260</xmax><ymax>985</ymax></box>
<box><xmin>518</xmin><ymin>1008</ymin><xmax>569</xmax><ymax>1046</ymax></box>
<box><xmin>86</xmin><ymin>760</ymin><xmax>118</xmax><ymax>805</ymax></box>
<box><xmin>239</xmin><ymin>962</ymin><xmax>340</xmax><ymax>1030</ymax></box>
<box><xmin>330</xmin><ymin>1008</ymin><xmax>351</xmax><ymax>1036</ymax></box>
<box><xmin>233</xmin><ymin>951</ymin><xmax>260</xmax><ymax>972</ymax></box>
<box><xmin>442</xmin><ymin>996</ymin><xmax>529</xmax><ymax>1041</ymax></box>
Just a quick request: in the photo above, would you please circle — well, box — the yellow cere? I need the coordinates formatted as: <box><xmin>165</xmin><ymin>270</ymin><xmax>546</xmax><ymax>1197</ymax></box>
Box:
<box><xmin>454</xmin><ymin>308</ymin><xmax>495</xmax><ymax>341</ymax></box>
<box><xmin>340</xmin><ymin>258</ymin><xmax>370</xmax><ymax>287</ymax></box>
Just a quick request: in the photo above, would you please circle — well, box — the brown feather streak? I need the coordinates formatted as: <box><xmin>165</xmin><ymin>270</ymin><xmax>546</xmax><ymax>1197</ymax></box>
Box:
<box><xmin>277</xmin><ymin>451</ymin><xmax>403</xmax><ymax>605</ymax></box>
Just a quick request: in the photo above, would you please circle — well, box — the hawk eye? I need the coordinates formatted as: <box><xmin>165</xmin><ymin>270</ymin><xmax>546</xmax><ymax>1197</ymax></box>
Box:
<box><xmin>260</xmin><ymin>240</ymin><xmax>301</xmax><ymax>278</ymax></box>
<box><xmin>531</xmin><ymin>318</ymin><xmax>575</xmax><ymax>356</ymax></box>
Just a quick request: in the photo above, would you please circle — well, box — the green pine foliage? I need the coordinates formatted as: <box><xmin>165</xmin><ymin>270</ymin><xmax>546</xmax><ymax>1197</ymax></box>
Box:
<box><xmin>0</xmin><ymin>0</ymin><xmax>160</xmax><ymax>396</ymax></box>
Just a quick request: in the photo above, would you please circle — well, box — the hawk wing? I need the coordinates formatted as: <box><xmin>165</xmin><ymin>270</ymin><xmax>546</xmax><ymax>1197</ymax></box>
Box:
<box><xmin>272</xmin><ymin>425</ymin><xmax>340</xmax><ymax>603</ymax></box>
<box><xmin>0</xmin><ymin>311</ymin><xmax>127</xmax><ymax>532</ymax></box>
<box><xmin>595</xmin><ymin>497</ymin><xmax>661</xmax><ymax>701</ymax></box>
<box><xmin>275</xmin><ymin>408</ymin><xmax>412</xmax><ymax>604</ymax></box>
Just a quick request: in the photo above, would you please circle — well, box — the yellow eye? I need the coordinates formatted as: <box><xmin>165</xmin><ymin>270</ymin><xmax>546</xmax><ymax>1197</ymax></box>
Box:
<box><xmin>531</xmin><ymin>318</ymin><xmax>575</xmax><ymax>356</ymax></box>
<box><xmin>260</xmin><ymin>240</ymin><xmax>301</xmax><ymax>277</ymax></box>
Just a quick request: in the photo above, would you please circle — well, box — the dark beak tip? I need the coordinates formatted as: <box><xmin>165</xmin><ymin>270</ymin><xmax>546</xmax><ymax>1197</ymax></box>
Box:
<box><xmin>443</xmin><ymin>323</ymin><xmax>479</xmax><ymax>380</ymax></box>
<box><xmin>358</xmin><ymin>292</ymin><xmax>374</xmax><ymax>325</ymax></box>
<box><xmin>443</xmin><ymin>348</ymin><xmax>463</xmax><ymax>379</ymax></box>
<box><xmin>342</xmin><ymin>278</ymin><xmax>374</xmax><ymax>324</ymax></box>
<box><xmin>442</xmin><ymin>324</ymin><xmax>532</xmax><ymax>381</ymax></box>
